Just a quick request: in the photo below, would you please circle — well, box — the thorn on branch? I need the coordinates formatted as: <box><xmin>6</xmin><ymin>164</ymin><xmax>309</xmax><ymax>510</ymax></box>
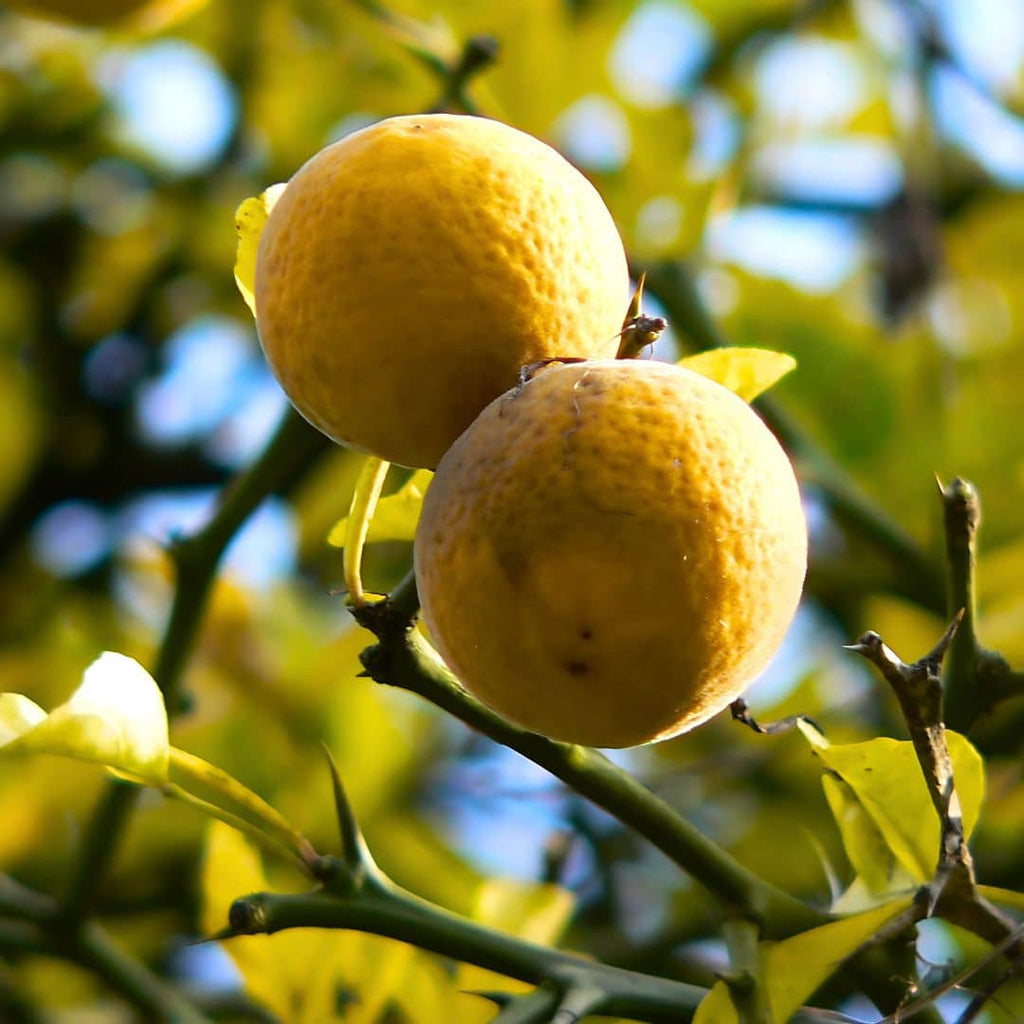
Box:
<box><xmin>470</xmin><ymin>983</ymin><xmax>561</xmax><ymax>1023</ymax></box>
<box><xmin>843</xmin><ymin>610</ymin><xmax>963</xmax><ymax>732</ymax></box>
<box><xmin>321</xmin><ymin>746</ymin><xmax>370</xmax><ymax>884</ymax></box>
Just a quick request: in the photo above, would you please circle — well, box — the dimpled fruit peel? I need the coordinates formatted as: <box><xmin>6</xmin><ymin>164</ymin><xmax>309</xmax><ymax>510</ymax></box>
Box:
<box><xmin>254</xmin><ymin>114</ymin><xmax>630</xmax><ymax>469</ymax></box>
<box><xmin>414</xmin><ymin>360</ymin><xmax>808</xmax><ymax>748</ymax></box>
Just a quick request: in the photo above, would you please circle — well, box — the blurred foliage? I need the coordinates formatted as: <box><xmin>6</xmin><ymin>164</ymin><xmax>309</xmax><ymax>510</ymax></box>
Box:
<box><xmin>0</xmin><ymin>0</ymin><xmax>1021</xmax><ymax>1020</ymax></box>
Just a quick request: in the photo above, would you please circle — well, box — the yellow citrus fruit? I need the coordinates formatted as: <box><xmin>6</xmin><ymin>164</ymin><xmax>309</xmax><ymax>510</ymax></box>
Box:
<box><xmin>254</xmin><ymin>114</ymin><xmax>629</xmax><ymax>469</ymax></box>
<box><xmin>414</xmin><ymin>360</ymin><xmax>808</xmax><ymax>748</ymax></box>
<box><xmin>5</xmin><ymin>0</ymin><xmax>205</xmax><ymax>28</ymax></box>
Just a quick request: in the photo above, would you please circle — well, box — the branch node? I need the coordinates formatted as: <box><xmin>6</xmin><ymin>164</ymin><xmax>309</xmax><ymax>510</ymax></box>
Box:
<box><xmin>228</xmin><ymin>896</ymin><xmax>267</xmax><ymax>935</ymax></box>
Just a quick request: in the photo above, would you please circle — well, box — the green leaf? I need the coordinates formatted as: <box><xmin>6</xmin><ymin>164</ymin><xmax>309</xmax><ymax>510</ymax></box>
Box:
<box><xmin>234</xmin><ymin>184</ymin><xmax>286</xmax><ymax>317</ymax></box>
<box><xmin>0</xmin><ymin>652</ymin><xmax>169</xmax><ymax>783</ymax></box>
<box><xmin>694</xmin><ymin>896</ymin><xmax>913</xmax><ymax>1024</ymax></box>
<box><xmin>677</xmin><ymin>347</ymin><xmax>796</xmax><ymax>402</ymax></box>
<box><xmin>821</xmin><ymin>774</ymin><xmax>899</xmax><ymax>895</ymax></box>
<box><xmin>328</xmin><ymin>468</ymin><xmax>433</xmax><ymax>548</ymax></box>
<box><xmin>167</xmin><ymin>748</ymin><xmax>311</xmax><ymax>866</ymax></box>
<box><xmin>798</xmin><ymin>722</ymin><xmax>986</xmax><ymax>883</ymax></box>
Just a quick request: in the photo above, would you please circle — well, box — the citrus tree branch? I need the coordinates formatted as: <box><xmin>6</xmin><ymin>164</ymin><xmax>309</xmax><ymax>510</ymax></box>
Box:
<box><xmin>49</xmin><ymin>411</ymin><xmax>328</xmax><ymax>953</ymax></box>
<box><xmin>60</xmin><ymin>410</ymin><xmax>328</xmax><ymax>926</ymax></box>
<box><xmin>723</xmin><ymin>918</ymin><xmax>771</xmax><ymax>1023</ymax></box>
<box><xmin>846</xmin><ymin>622</ymin><xmax>1024</xmax><ymax>960</ymax></box>
<box><xmin>226</xmin><ymin>884</ymin><xmax>706</xmax><ymax>1023</ymax></box>
<box><xmin>939</xmin><ymin>477</ymin><xmax>1024</xmax><ymax>732</ymax></box>
<box><xmin>352</xmin><ymin>599</ymin><xmax>823</xmax><ymax>939</ymax></box>
<box><xmin>0</xmin><ymin>876</ymin><xmax>210</xmax><ymax>1024</ymax></box>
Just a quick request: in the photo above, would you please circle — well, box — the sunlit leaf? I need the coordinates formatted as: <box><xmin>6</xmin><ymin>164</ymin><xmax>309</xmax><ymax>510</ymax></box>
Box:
<box><xmin>798</xmin><ymin>721</ymin><xmax>986</xmax><ymax>883</ymax></box>
<box><xmin>201</xmin><ymin>821</ymin><xmax>343</xmax><ymax>1023</ymax></box>
<box><xmin>821</xmin><ymin>774</ymin><xmax>896</xmax><ymax>895</ymax></box>
<box><xmin>328</xmin><ymin>468</ymin><xmax>433</xmax><ymax>548</ymax></box>
<box><xmin>0</xmin><ymin>693</ymin><xmax>46</xmax><ymax>744</ymax></box>
<box><xmin>0</xmin><ymin>652</ymin><xmax>169</xmax><ymax>783</ymax></box>
<box><xmin>693</xmin><ymin>896</ymin><xmax>913</xmax><ymax>1024</ymax></box>
<box><xmin>234</xmin><ymin>184</ymin><xmax>286</xmax><ymax>317</ymax></box>
<box><xmin>678</xmin><ymin>347</ymin><xmax>796</xmax><ymax>402</ymax></box>
<box><xmin>978</xmin><ymin>886</ymin><xmax>1024</xmax><ymax>913</ymax></box>
<box><xmin>167</xmin><ymin>748</ymin><xmax>310</xmax><ymax>865</ymax></box>
<box><xmin>202</xmin><ymin>822</ymin><xmax>459</xmax><ymax>1022</ymax></box>
<box><xmin>473</xmin><ymin>877</ymin><xmax>574</xmax><ymax>946</ymax></box>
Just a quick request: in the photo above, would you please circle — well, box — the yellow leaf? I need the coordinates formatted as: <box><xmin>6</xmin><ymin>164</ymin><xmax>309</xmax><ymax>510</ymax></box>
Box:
<box><xmin>0</xmin><ymin>652</ymin><xmax>169</xmax><ymax>783</ymax></box>
<box><xmin>821</xmin><ymin>774</ymin><xmax>898</xmax><ymax>895</ymax></box>
<box><xmin>201</xmin><ymin>822</ymin><xmax>343</xmax><ymax>1023</ymax></box>
<box><xmin>799</xmin><ymin>725</ymin><xmax>986</xmax><ymax>883</ymax></box>
<box><xmin>0</xmin><ymin>693</ymin><xmax>46</xmax><ymax>743</ymax></box>
<box><xmin>474</xmin><ymin>877</ymin><xmax>575</xmax><ymax>947</ymax></box>
<box><xmin>979</xmin><ymin>885</ymin><xmax>1024</xmax><ymax>913</ymax></box>
<box><xmin>328</xmin><ymin>468</ymin><xmax>433</xmax><ymax>548</ymax></box>
<box><xmin>167</xmin><ymin>747</ymin><xmax>310</xmax><ymax>865</ymax></box>
<box><xmin>234</xmin><ymin>184</ymin><xmax>286</xmax><ymax>317</ymax></box>
<box><xmin>678</xmin><ymin>347</ymin><xmax>796</xmax><ymax>402</ymax></box>
<box><xmin>694</xmin><ymin>896</ymin><xmax>913</xmax><ymax>1024</ymax></box>
<box><xmin>202</xmin><ymin>823</ymin><xmax>460</xmax><ymax>1023</ymax></box>
<box><xmin>763</xmin><ymin>896</ymin><xmax>914</xmax><ymax>1019</ymax></box>
<box><xmin>455</xmin><ymin>877</ymin><xmax>575</xmax><ymax>1020</ymax></box>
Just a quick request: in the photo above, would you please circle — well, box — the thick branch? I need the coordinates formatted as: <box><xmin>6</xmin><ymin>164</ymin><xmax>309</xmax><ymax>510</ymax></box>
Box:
<box><xmin>942</xmin><ymin>478</ymin><xmax>982</xmax><ymax>733</ymax></box>
<box><xmin>228</xmin><ymin>885</ymin><xmax>704</xmax><ymax>1023</ymax></box>
<box><xmin>939</xmin><ymin>478</ymin><xmax>1024</xmax><ymax>732</ymax></box>
<box><xmin>352</xmin><ymin>612</ymin><xmax>823</xmax><ymax>939</ymax></box>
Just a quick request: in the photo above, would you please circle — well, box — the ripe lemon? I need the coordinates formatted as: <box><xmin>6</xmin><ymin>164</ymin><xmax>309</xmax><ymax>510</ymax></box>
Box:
<box><xmin>254</xmin><ymin>114</ymin><xmax>629</xmax><ymax>469</ymax></box>
<box><xmin>5</xmin><ymin>0</ymin><xmax>204</xmax><ymax>28</ymax></box>
<box><xmin>414</xmin><ymin>360</ymin><xmax>808</xmax><ymax>748</ymax></box>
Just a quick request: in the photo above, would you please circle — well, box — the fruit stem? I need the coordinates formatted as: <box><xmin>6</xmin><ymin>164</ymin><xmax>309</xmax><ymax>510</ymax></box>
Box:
<box><xmin>343</xmin><ymin>456</ymin><xmax>391</xmax><ymax>608</ymax></box>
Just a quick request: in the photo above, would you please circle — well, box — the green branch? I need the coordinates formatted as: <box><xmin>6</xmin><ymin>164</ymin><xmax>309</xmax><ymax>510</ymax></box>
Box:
<box><xmin>941</xmin><ymin>477</ymin><xmax>982</xmax><ymax>732</ymax></box>
<box><xmin>0</xmin><ymin>876</ymin><xmax>210</xmax><ymax>1024</ymax></box>
<box><xmin>228</xmin><ymin>884</ymin><xmax>705</xmax><ymax>1023</ymax></box>
<box><xmin>938</xmin><ymin>478</ymin><xmax>1024</xmax><ymax>737</ymax></box>
<box><xmin>59</xmin><ymin>410</ymin><xmax>327</xmax><ymax>925</ymax></box>
<box><xmin>723</xmin><ymin>918</ymin><xmax>770</xmax><ymax>1023</ymax></box>
<box><xmin>353</xmin><ymin>602</ymin><xmax>823</xmax><ymax>939</ymax></box>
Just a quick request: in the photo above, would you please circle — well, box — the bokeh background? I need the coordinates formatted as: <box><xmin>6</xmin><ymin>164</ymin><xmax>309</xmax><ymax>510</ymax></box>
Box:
<box><xmin>0</xmin><ymin>0</ymin><xmax>1022</xmax><ymax>1020</ymax></box>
